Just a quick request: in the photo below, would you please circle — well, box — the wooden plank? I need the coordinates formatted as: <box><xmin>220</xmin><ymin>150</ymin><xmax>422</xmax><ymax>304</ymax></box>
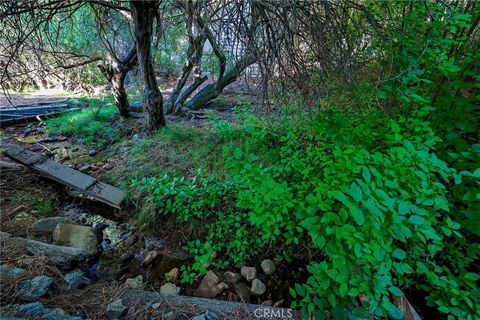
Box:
<box><xmin>3</xmin><ymin>145</ymin><xmax>126</xmax><ymax>209</ymax></box>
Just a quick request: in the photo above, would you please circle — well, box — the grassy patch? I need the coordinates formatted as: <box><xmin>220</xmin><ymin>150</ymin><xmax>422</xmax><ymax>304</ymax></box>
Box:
<box><xmin>9</xmin><ymin>192</ymin><xmax>57</xmax><ymax>218</ymax></box>
<box><xmin>45</xmin><ymin>96</ymin><xmax>121</xmax><ymax>148</ymax></box>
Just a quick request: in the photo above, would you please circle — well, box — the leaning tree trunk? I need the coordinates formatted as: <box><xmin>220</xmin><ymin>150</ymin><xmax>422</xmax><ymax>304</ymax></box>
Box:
<box><xmin>130</xmin><ymin>0</ymin><xmax>165</xmax><ymax>131</ymax></box>
<box><xmin>98</xmin><ymin>45</ymin><xmax>137</xmax><ymax>118</ymax></box>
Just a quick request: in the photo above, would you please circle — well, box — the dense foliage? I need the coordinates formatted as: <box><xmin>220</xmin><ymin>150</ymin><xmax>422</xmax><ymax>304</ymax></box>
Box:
<box><xmin>133</xmin><ymin>2</ymin><xmax>479</xmax><ymax>319</ymax></box>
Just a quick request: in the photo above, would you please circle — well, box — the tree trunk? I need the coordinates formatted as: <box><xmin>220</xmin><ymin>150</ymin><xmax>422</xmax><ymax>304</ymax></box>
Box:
<box><xmin>130</xmin><ymin>0</ymin><xmax>165</xmax><ymax>131</ymax></box>
<box><xmin>98</xmin><ymin>46</ymin><xmax>137</xmax><ymax>118</ymax></box>
<box><xmin>184</xmin><ymin>53</ymin><xmax>257</xmax><ymax>110</ymax></box>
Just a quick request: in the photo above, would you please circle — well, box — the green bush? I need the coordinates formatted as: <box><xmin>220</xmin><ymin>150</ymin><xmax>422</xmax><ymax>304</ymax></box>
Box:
<box><xmin>134</xmin><ymin>107</ymin><xmax>479</xmax><ymax>319</ymax></box>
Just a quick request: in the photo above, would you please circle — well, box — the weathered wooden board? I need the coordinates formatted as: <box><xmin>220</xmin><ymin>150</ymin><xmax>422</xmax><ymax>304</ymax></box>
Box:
<box><xmin>3</xmin><ymin>145</ymin><xmax>126</xmax><ymax>209</ymax></box>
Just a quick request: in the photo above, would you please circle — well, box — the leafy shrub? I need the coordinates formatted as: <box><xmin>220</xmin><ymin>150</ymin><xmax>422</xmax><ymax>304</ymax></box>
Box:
<box><xmin>134</xmin><ymin>107</ymin><xmax>479</xmax><ymax>319</ymax></box>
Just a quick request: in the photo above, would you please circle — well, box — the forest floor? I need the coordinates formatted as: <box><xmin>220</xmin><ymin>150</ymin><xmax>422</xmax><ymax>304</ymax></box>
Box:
<box><xmin>0</xmin><ymin>91</ymin><xmax>297</xmax><ymax>319</ymax></box>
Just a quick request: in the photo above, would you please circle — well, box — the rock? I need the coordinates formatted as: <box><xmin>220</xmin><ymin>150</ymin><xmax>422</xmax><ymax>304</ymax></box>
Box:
<box><xmin>64</xmin><ymin>269</ymin><xmax>90</xmax><ymax>291</ymax></box>
<box><xmin>167</xmin><ymin>267</ymin><xmax>181</xmax><ymax>281</ymax></box>
<box><xmin>34</xmin><ymin>217</ymin><xmax>75</xmax><ymax>234</ymax></box>
<box><xmin>78</xmin><ymin>164</ymin><xmax>91</xmax><ymax>172</ymax></box>
<box><xmin>105</xmin><ymin>299</ymin><xmax>128</xmax><ymax>320</ymax></box>
<box><xmin>260</xmin><ymin>259</ymin><xmax>276</xmax><ymax>275</ymax></box>
<box><xmin>261</xmin><ymin>300</ymin><xmax>273</xmax><ymax>306</ymax></box>
<box><xmin>141</xmin><ymin>250</ymin><xmax>160</xmax><ymax>267</ymax></box>
<box><xmin>251</xmin><ymin>279</ymin><xmax>266</xmax><ymax>296</ymax></box>
<box><xmin>195</xmin><ymin>271</ymin><xmax>229</xmax><ymax>298</ymax></box>
<box><xmin>16</xmin><ymin>302</ymin><xmax>47</xmax><ymax>316</ymax></box>
<box><xmin>53</xmin><ymin>223</ymin><xmax>99</xmax><ymax>255</ymax></box>
<box><xmin>124</xmin><ymin>275</ymin><xmax>145</xmax><ymax>290</ymax></box>
<box><xmin>16</xmin><ymin>302</ymin><xmax>82</xmax><ymax>320</ymax></box>
<box><xmin>0</xmin><ymin>231</ymin><xmax>90</xmax><ymax>269</ymax></box>
<box><xmin>19</xmin><ymin>275</ymin><xmax>53</xmax><ymax>300</ymax></box>
<box><xmin>151</xmin><ymin>302</ymin><xmax>161</xmax><ymax>310</ymax></box>
<box><xmin>273</xmin><ymin>299</ymin><xmax>284</xmax><ymax>307</ymax></box>
<box><xmin>240</xmin><ymin>266</ymin><xmax>256</xmax><ymax>281</ymax></box>
<box><xmin>160</xmin><ymin>282</ymin><xmax>181</xmax><ymax>295</ymax></box>
<box><xmin>192</xmin><ymin>311</ymin><xmax>221</xmax><ymax>320</ymax></box>
<box><xmin>223</xmin><ymin>271</ymin><xmax>241</xmax><ymax>284</ymax></box>
<box><xmin>394</xmin><ymin>296</ymin><xmax>422</xmax><ymax>320</ymax></box>
<box><xmin>234</xmin><ymin>283</ymin><xmax>251</xmax><ymax>303</ymax></box>
<box><xmin>0</xmin><ymin>264</ymin><xmax>27</xmax><ymax>280</ymax></box>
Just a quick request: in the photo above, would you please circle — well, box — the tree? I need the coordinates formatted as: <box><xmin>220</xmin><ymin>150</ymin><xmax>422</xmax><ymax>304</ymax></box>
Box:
<box><xmin>130</xmin><ymin>0</ymin><xmax>166</xmax><ymax>131</ymax></box>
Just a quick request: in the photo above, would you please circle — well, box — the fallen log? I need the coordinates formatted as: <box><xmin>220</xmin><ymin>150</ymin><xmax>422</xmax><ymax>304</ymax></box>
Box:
<box><xmin>0</xmin><ymin>231</ymin><xmax>90</xmax><ymax>269</ymax></box>
<box><xmin>120</xmin><ymin>288</ymin><xmax>302</xmax><ymax>320</ymax></box>
<box><xmin>3</xmin><ymin>145</ymin><xmax>126</xmax><ymax>209</ymax></box>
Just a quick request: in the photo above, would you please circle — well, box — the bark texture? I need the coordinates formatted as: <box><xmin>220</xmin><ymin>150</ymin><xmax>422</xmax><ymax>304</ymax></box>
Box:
<box><xmin>131</xmin><ymin>0</ymin><xmax>165</xmax><ymax>131</ymax></box>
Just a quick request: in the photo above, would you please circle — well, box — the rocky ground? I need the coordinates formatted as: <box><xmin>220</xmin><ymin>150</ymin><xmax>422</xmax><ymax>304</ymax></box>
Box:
<box><xmin>0</xmin><ymin>113</ymin><xmax>296</xmax><ymax>319</ymax></box>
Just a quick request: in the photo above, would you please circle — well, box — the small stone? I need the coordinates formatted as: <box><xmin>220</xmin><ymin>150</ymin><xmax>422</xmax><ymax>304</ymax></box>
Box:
<box><xmin>0</xmin><ymin>264</ymin><xmax>27</xmax><ymax>280</ymax></box>
<box><xmin>160</xmin><ymin>282</ymin><xmax>181</xmax><ymax>295</ymax></box>
<box><xmin>53</xmin><ymin>223</ymin><xmax>99</xmax><ymax>255</ymax></box>
<box><xmin>192</xmin><ymin>311</ymin><xmax>221</xmax><ymax>320</ymax></box>
<box><xmin>167</xmin><ymin>267</ymin><xmax>181</xmax><ymax>281</ymax></box>
<box><xmin>33</xmin><ymin>217</ymin><xmax>75</xmax><ymax>233</ymax></box>
<box><xmin>260</xmin><ymin>259</ymin><xmax>276</xmax><ymax>275</ymax></box>
<box><xmin>234</xmin><ymin>283</ymin><xmax>251</xmax><ymax>303</ymax></box>
<box><xmin>78</xmin><ymin>164</ymin><xmax>91</xmax><ymax>172</ymax></box>
<box><xmin>261</xmin><ymin>300</ymin><xmax>273</xmax><ymax>306</ymax></box>
<box><xmin>195</xmin><ymin>271</ymin><xmax>228</xmax><ymax>298</ymax></box>
<box><xmin>223</xmin><ymin>271</ymin><xmax>241</xmax><ymax>284</ymax></box>
<box><xmin>251</xmin><ymin>279</ymin><xmax>266</xmax><ymax>296</ymax></box>
<box><xmin>151</xmin><ymin>302</ymin><xmax>161</xmax><ymax>309</ymax></box>
<box><xmin>273</xmin><ymin>299</ymin><xmax>284</xmax><ymax>307</ymax></box>
<box><xmin>240</xmin><ymin>266</ymin><xmax>256</xmax><ymax>281</ymax></box>
<box><xmin>105</xmin><ymin>299</ymin><xmax>128</xmax><ymax>320</ymax></box>
<box><xmin>141</xmin><ymin>250</ymin><xmax>160</xmax><ymax>267</ymax></box>
<box><xmin>124</xmin><ymin>275</ymin><xmax>145</xmax><ymax>290</ymax></box>
<box><xmin>19</xmin><ymin>275</ymin><xmax>53</xmax><ymax>300</ymax></box>
<box><xmin>16</xmin><ymin>302</ymin><xmax>48</xmax><ymax>316</ymax></box>
<box><xmin>64</xmin><ymin>269</ymin><xmax>90</xmax><ymax>291</ymax></box>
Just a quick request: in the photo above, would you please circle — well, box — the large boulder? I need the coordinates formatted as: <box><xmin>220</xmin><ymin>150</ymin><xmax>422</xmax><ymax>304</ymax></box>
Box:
<box><xmin>33</xmin><ymin>217</ymin><xmax>75</xmax><ymax>234</ymax></box>
<box><xmin>53</xmin><ymin>223</ymin><xmax>99</xmax><ymax>255</ymax></box>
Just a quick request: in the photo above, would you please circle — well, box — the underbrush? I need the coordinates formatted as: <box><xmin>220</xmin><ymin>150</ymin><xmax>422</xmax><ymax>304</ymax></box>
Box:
<box><xmin>45</xmin><ymin>97</ymin><xmax>121</xmax><ymax>148</ymax></box>
<box><xmin>133</xmin><ymin>107</ymin><xmax>479</xmax><ymax>319</ymax></box>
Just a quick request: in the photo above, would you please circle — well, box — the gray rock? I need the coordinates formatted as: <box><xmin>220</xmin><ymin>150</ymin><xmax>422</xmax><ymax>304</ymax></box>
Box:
<box><xmin>0</xmin><ymin>264</ymin><xmax>27</xmax><ymax>280</ymax></box>
<box><xmin>33</xmin><ymin>217</ymin><xmax>74</xmax><ymax>234</ymax></box>
<box><xmin>167</xmin><ymin>267</ymin><xmax>180</xmax><ymax>282</ymax></box>
<box><xmin>260</xmin><ymin>259</ymin><xmax>276</xmax><ymax>275</ymax></box>
<box><xmin>240</xmin><ymin>266</ymin><xmax>256</xmax><ymax>281</ymax></box>
<box><xmin>160</xmin><ymin>282</ymin><xmax>181</xmax><ymax>295</ymax></box>
<box><xmin>223</xmin><ymin>271</ymin><xmax>241</xmax><ymax>284</ymax></box>
<box><xmin>151</xmin><ymin>302</ymin><xmax>161</xmax><ymax>310</ymax></box>
<box><xmin>105</xmin><ymin>299</ymin><xmax>127</xmax><ymax>320</ymax></box>
<box><xmin>64</xmin><ymin>270</ymin><xmax>90</xmax><ymax>291</ymax></box>
<box><xmin>195</xmin><ymin>271</ymin><xmax>228</xmax><ymax>298</ymax></box>
<box><xmin>234</xmin><ymin>283</ymin><xmax>251</xmax><ymax>303</ymax></box>
<box><xmin>19</xmin><ymin>276</ymin><xmax>53</xmax><ymax>300</ymax></box>
<box><xmin>17</xmin><ymin>302</ymin><xmax>48</xmax><ymax>316</ymax></box>
<box><xmin>251</xmin><ymin>279</ymin><xmax>266</xmax><ymax>296</ymax></box>
<box><xmin>53</xmin><ymin>224</ymin><xmax>99</xmax><ymax>255</ymax></box>
<box><xmin>192</xmin><ymin>311</ymin><xmax>221</xmax><ymax>320</ymax></box>
<box><xmin>124</xmin><ymin>275</ymin><xmax>145</xmax><ymax>290</ymax></box>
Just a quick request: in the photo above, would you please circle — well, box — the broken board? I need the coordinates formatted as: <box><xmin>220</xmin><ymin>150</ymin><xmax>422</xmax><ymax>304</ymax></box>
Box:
<box><xmin>3</xmin><ymin>145</ymin><xmax>126</xmax><ymax>209</ymax></box>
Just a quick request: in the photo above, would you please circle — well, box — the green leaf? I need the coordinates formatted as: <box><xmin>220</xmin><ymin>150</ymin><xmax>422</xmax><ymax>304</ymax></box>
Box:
<box><xmin>349</xmin><ymin>182</ymin><xmax>362</xmax><ymax>202</ymax></box>
<box><xmin>389</xmin><ymin>307</ymin><xmax>404</xmax><ymax>320</ymax></box>
<box><xmin>464</xmin><ymin>273</ymin><xmax>480</xmax><ymax>281</ymax></box>
<box><xmin>408</xmin><ymin>215</ymin><xmax>425</xmax><ymax>225</ymax></box>
<box><xmin>399</xmin><ymin>202</ymin><xmax>410</xmax><ymax>215</ymax></box>
<box><xmin>434</xmin><ymin>196</ymin><xmax>450</xmax><ymax>212</ymax></box>
<box><xmin>339</xmin><ymin>282</ymin><xmax>348</xmax><ymax>297</ymax></box>
<box><xmin>392</xmin><ymin>248</ymin><xmax>406</xmax><ymax>260</ymax></box>
<box><xmin>362</xmin><ymin>167</ymin><xmax>371</xmax><ymax>182</ymax></box>
<box><xmin>388</xmin><ymin>286</ymin><xmax>403</xmax><ymax>297</ymax></box>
